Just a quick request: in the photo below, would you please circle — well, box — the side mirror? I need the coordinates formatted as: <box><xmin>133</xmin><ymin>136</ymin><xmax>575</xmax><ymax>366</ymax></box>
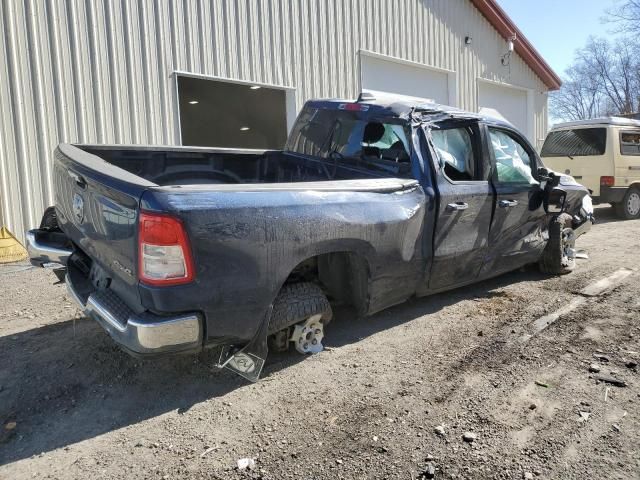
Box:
<box><xmin>546</xmin><ymin>188</ymin><xmax>567</xmax><ymax>214</ymax></box>
<box><xmin>538</xmin><ymin>167</ymin><xmax>560</xmax><ymax>187</ymax></box>
<box><xmin>537</xmin><ymin>167</ymin><xmax>551</xmax><ymax>179</ymax></box>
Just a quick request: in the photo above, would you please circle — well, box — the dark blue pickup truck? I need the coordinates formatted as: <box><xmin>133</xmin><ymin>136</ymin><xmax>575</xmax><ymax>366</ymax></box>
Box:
<box><xmin>27</xmin><ymin>93</ymin><xmax>593</xmax><ymax>380</ymax></box>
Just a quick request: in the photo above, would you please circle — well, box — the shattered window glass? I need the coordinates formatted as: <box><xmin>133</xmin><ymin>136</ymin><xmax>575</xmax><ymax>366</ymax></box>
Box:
<box><xmin>431</xmin><ymin>127</ymin><xmax>475</xmax><ymax>181</ymax></box>
<box><xmin>489</xmin><ymin>129</ymin><xmax>537</xmax><ymax>185</ymax></box>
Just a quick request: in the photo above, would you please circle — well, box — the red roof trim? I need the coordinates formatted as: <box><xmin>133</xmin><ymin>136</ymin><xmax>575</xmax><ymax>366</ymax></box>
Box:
<box><xmin>469</xmin><ymin>0</ymin><xmax>562</xmax><ymax>90</ymax></box>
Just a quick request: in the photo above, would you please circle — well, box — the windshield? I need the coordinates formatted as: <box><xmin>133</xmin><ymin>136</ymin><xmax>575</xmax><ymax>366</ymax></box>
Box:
<box><xmin>285</xmin><ymin>107</ymin><xmax>412</xmax><ymax>176</ymax></box>
<box><xmin>540</xmin><ymin>128</ymin><xmax>607</xmax><ymax>157</ymax></box>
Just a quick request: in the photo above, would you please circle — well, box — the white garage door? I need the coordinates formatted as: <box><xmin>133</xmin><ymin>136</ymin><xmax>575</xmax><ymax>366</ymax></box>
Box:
<box><xmin>360</xmin><ymin>53</ymin><xmax>450</xmax><ymax>105</ymax></box>
<box><xmin>478</xmin><ymin>81</ymin><xmax>529</xmax><ymax>137</ymax></box>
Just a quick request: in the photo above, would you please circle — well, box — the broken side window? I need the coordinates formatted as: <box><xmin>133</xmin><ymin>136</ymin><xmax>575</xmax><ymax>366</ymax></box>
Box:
<box><xmin>431</xmin><ymin>126</ymin><xmax>476</xmax><ymax>182</ymax></box>
<box><xmin>488</xmin><ymin>128</ymin><xmax>537</xmax><ymax>185</ymax></box>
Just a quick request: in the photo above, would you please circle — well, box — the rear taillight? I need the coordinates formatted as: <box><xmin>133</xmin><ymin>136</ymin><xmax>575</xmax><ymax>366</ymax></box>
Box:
<box><xmin>600</xmin><ymin>176</ymin><xmax>615</xmax><ymax>187</ymax></box>
<box><xmin>138</xmin><ymin>212</ymin><xmax>194</xmax><ymax>286</ymax></box>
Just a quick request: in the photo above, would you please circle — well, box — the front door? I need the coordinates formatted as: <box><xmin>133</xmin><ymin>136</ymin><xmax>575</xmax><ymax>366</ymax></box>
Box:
<box><xmin>480</xmin><ymin>126</ymin><xmax>548</xmax><ymax>277</ymax></box>
<box><xmin>428</xmin><ymin>122</ymin><xmax>494</xmax><ymax>290</ymax></box>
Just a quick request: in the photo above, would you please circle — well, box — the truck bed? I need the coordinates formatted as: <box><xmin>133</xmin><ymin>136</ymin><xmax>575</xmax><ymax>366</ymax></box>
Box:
<box><xmin>79</xmin><ymin>144</ymin><xmax>391</xmax><ymax>186</ymax></box>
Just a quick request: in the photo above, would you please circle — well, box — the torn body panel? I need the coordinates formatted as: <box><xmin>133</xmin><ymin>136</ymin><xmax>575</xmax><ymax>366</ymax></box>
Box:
<box><xmin>141</xmin><ymin>183</ymin><xmax>428</xmax><ymax>343</ymax></box>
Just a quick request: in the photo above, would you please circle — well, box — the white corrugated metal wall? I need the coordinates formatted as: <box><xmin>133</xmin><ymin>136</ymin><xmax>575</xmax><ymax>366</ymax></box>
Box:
<box><xmin>0</xmin><ymin>0</ymin><xmax>550</xmax><ymax>243</ymax></box>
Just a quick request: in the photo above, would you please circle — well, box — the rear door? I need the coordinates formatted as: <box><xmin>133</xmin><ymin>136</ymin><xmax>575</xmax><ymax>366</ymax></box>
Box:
<box><xmin>428</xmin><ymin>121</ymin><xmax>493</xmax><ymax>290</ymax></box>
<box><xmin>480</xmin><ymin>126</ymin><xmax>547</xmax><ymax>277</ymax></box>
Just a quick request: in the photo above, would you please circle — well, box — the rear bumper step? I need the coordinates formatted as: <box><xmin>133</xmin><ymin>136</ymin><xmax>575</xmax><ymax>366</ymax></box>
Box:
<box><xmin>67</xmin><ymin>273</ymin><xmax>203</xmax><ymax>357</ymax></box>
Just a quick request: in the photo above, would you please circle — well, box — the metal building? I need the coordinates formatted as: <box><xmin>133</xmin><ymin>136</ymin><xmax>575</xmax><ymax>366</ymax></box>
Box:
<box><xmin>0</xmin><ymin>0</ymin><xmax>561</xmax><ymax>242</ymax></box>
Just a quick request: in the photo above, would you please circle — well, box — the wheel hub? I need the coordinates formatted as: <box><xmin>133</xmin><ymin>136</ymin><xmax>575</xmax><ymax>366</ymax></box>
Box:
<box><xmin>627</xmin><ymin>192</ymin><xmax>640</xmax><ymax>216</ymax></box>
<box><xmin>561</xmin><ymin>228</ymin><xmax>576</xmax><ymax>266</ymax></box>
<box><xmin>290</xmin><ymin>314</ymin><xmax>324</xmax><ymax>354</ymax></box>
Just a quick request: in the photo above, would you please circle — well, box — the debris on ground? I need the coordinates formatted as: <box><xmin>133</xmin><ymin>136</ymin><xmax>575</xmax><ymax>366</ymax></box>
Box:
<box><xmin>200</xmin><ymin>446</ymin><xmax>216</xmax><ymax>457</ymax></box>
<box><xmin>434</xmin><ymin>425</ymin><xmax>446</xmax><ymax>436</ymax></box>
<box><xmin>588</xmin><ymin>363</ymin><xmax>601</xmax><ymax>373</ymax></box>
<box><xmin>595</xmin><ymin>375</ymin><xmax>627</xmax><ymax>387</ymax></box>
<box><xmin>420</xmin><ymin>463</ymin><xmax>436</xmax><ymax>479</ymax></box>
<box><xmin>534</xmin><ymin>380</ymin><xmax>549</xmax><ymax>388</ymax></box>
<box><xmin>593</xmin><ymin>353</ymin><xmax>610</xmax><ymax>363</ymax></box>
<box><xmin>462</xmin><ymin>431</ymin><xmax>477</xmax><ymax>443</ymax></box>
<box><xmin>578</xmin><ymin>411</ymin><xmax>590</xmax><ymax>422</ymax></box>
<box><xmin>237</xmin><ymin>458</ymin><xmax>256</xmax><ymax>471</ymax></box>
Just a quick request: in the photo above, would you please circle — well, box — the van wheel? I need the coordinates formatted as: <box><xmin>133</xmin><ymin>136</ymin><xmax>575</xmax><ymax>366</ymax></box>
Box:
<box><xmin>268</xmin><ymin>282</ymin><xmax>332</xmax><ymax>353</ymax></box>
<box><xmin>539</xmin><ymin>213</ymin><xmax>576</xmax><ymax>275</ymax></box>
<box><xmin>615</xmin><ymin>188</ymin><xmax>640</xmax><ymax>219</ymax></box>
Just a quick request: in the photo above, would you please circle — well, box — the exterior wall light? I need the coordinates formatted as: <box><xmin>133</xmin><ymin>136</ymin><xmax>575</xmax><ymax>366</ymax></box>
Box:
<box><xmin>501</xmin><ymin>34</ymin><xmax>517</xmax><ymax>67</ymax></box>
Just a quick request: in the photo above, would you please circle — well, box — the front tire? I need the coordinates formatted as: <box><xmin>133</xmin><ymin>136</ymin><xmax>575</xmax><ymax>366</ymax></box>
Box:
<box><xmin>539</xmin><ymin>213</ymin><xmax>576</xmax><ymax>275</ymax></box>
<box><xmin>615</xmin><ymin>188</ymin><xmax>640</xmax><ymax>220</ymax></box>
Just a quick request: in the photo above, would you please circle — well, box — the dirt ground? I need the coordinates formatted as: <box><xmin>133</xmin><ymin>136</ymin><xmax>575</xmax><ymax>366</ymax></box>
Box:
<box><xmin>1</xmin><ymin>205</ymin><xmax>639</xmax><ymax>480</ymax></box>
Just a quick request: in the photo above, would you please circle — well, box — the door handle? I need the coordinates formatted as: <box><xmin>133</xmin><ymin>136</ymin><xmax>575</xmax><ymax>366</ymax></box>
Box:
<box><xmin>499</xmin><ymin>199</ymin><xmax>518</xmax><ymax>208</ymax></box>
<box><xmin>446</xmin><ymin>202</ymin><xmax>469</xmax><ymax>211</ymax></box>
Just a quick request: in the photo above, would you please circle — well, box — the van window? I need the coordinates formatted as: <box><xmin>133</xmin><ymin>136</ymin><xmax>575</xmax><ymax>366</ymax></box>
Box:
<box><xmin>540</xmin><ymin>128</ymin><xmax>607</xmax><ymax>157</ymax></box>
<box><xmin>621</xmin><ymin>132</ymin><xmax>640</xmax><ymax>156</ymax></box>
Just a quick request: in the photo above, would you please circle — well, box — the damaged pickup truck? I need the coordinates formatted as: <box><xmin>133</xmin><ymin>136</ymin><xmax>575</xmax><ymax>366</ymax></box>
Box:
<box><xmin>27</xmin><ymin>93</ymin><xmax>594</xmax><ymax>380</ymax></box>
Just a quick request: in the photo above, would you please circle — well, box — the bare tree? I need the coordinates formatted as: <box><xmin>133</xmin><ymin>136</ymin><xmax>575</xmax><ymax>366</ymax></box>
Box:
<box><xmin>550</xmin><ymin>65</ymin><xmax>605</xmax><ymax>121</ymax></box>
<box><xmin>605</xmin><ymin>0</ymin><xmax>640</xmax><ymax>34</ymax></box>
<box><xmin>550</xmin><ymin>1</ymin><xmax>640</xmax><ymax>121</ymax></box>
<box><xmin>551</xmin><ymin>37</ymin><xmax>640</xmax><ymax>121</ymax></box>
<box><xmin>578</xmin><ymin>37</ymin><xmax>639</xmax><ymax>114</ymax></box>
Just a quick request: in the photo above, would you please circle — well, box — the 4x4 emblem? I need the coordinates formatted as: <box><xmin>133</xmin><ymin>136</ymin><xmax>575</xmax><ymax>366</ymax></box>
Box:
<box><xmin>72</xmin><ymin>193</ymin><xmax>84</xmax><ymax>223</ymax></box>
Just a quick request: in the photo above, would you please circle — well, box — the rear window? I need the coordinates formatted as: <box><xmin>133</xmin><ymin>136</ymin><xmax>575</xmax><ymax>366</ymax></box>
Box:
<box><xmin>285</xmin><ymin>106</ymin><xmax>412</xmax><ymax>176</ymax></box>
<box><xmin>540</xmin><ymin>128</ymin><xmax>607</xmax><ymax>157</ymax></box>
<box><xmin>620</xmin><ymin>131</ymin><xmax>640</xmax><ymax>156</ymax></box>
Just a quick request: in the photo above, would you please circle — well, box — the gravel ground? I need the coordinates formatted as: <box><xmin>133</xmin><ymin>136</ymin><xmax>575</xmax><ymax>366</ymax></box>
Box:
<box><xmin>1</xmin><ymin>205</ymin><xmax>639</xmax><ymax>480</ymax></box>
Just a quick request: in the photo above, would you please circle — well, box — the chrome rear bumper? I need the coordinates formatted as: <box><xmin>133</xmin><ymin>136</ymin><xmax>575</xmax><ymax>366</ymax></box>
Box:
<box><xmin>573</xmin><ymin>215</ymin><xmax>594</xmax><ymax>238</ymax></box>
<box><xmin>26</xmin><ymin>229</ymin><xmax>72</xmax><ymax>266</ymax></box>
<box><xmin>67</xmin><ymin>272</ymin><xmax>203</xmax><ymax>356</ymax></box>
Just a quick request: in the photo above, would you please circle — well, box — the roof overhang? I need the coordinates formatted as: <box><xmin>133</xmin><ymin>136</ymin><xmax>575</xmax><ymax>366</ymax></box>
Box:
<box><xmin>470</xmin><ymin>0</ymin><xmax>562</xmax><ymax>91</ymax></box>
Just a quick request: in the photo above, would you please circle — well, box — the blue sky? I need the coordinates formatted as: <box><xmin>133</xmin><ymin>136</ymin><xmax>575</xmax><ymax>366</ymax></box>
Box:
<box><xmin>496</xmin><ymin>0</ymin><xmax>619</xmax><ymax>78</ymax></box>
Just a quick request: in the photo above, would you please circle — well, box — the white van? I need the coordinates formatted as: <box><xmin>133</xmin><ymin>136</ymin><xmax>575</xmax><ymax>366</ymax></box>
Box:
<box><xmin>540</xmin><ymin>117</ymin><xmax>640</xmax><ymax>219</ymax></box>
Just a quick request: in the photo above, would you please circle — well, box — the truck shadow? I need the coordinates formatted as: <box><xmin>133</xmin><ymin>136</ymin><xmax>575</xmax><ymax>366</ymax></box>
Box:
<box><xmin>591</xmin><ymin>204</ymin><xmax>625</xmax><ymax>225</ymax></box>
<box><xmin>0</xmin><ymin>267</ymin><xmax>547</xmax><ymax>465</ymax></box>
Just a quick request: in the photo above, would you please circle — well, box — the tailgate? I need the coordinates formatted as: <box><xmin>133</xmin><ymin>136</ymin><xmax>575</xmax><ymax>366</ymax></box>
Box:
<box><xmin>53</xmin><ymin>144</ymin><xmax>154</xmax><ymax>288</ymax></box>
